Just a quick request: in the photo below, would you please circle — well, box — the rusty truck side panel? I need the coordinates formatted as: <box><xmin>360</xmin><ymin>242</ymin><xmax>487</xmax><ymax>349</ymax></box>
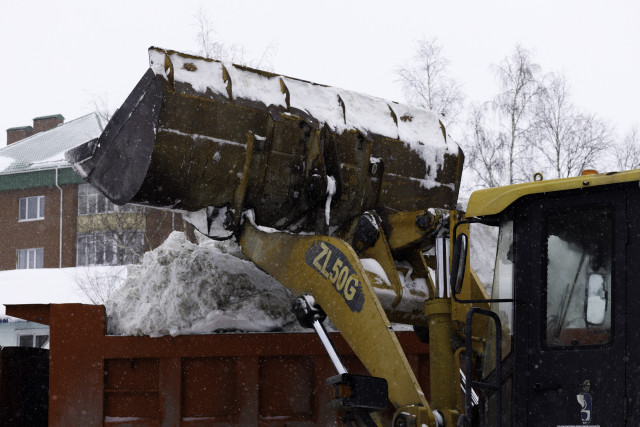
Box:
<box><xmin>6</xmin><ymin>304</ymin><xmax>430</xmax><ymax>426</ymax></box>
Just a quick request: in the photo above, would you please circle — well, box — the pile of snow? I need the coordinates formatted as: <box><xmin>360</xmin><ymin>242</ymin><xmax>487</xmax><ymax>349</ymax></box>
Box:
<box><xmin>106</xmin><ymin>232</ymin><xmax>302</xmax><ymax>336</ymax></box>
<box><xmin>0</xmin><ymin>266</ymin><xmax>123</xmax><ymax>319</ymax></box>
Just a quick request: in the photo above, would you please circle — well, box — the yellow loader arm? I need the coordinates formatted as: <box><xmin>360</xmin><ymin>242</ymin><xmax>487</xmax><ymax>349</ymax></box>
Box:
<box><xmin>240</xmin><ymin>220</ymin><xmax>436</xmax><ymax>426</ymax></box>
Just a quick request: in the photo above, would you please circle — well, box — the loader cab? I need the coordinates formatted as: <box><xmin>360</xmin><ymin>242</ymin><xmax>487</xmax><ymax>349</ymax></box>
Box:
<box><xmin>462</xmin><ymin>171</ymin><xmax>640</xmax><ymax>427</ymax></box>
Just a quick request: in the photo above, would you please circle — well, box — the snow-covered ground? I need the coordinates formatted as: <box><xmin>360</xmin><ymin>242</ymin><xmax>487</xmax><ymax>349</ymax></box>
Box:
<box><xmin>0</xmin><ymin>265</ymin><xmax>124</xmax><ymax>319</ymax></box>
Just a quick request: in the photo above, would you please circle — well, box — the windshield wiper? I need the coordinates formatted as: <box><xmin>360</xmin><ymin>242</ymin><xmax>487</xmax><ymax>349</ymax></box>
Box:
<box><xmin>552</xmin><ymin>250</ymin><xmax>587</xmax><ymax>344</ymax></box>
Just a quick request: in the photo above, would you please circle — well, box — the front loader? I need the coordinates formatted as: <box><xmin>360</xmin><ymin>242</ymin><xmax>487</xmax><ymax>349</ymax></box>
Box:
<box><xmin>67</xmin><ymin>47</ymin><xmax>636</xmax><ymax>426</ymax></box>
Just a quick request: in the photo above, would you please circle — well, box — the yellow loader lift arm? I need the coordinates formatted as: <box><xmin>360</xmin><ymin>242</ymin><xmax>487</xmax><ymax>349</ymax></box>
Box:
<box><xmin>66</xmin><ymin>47</ymin><xmax>483</xmax><ymax>426</ymax></box>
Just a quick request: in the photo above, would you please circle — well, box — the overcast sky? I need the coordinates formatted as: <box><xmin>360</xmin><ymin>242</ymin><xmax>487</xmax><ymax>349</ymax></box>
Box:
<box><xmin>1</xmin><ymin>1</ymin><xmax>638</xmax><ymax>148</ymax></box>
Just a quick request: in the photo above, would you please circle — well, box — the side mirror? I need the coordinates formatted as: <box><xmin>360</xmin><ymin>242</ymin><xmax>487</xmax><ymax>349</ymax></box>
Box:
<box><xmin>585</xmin><ymin>274</ymin><xmax>607</xmax><ymax>325</ymax></box>
<box><xmin>450</xmin><ymin>233</ymin><xmax>468</xmax><ymax>295</ymax></box>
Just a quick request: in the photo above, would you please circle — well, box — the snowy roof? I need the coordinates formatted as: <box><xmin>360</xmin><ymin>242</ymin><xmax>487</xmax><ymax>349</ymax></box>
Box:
<box><xmin>0</xmin><ymin>113</ymin><xmax>103</xmax><ymax>175</ymax></box>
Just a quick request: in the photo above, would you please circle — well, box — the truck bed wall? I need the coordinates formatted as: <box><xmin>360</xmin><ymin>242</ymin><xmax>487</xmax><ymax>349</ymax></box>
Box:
<box><xmin>7</xmin><ymin>304</ymin><xmax>431</xmax><ymax>426</ymax></box>
<box><xmin>0</xmin><ymin>346</ymin><xmax>48</xmax><ymax>426</ymax></box>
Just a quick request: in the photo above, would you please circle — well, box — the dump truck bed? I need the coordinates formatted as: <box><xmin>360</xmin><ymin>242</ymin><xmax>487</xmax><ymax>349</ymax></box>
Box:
<box><xmin>6</xmin><ymin>304</ymin><xmax>431</xmax><ymax>426</ymax></box>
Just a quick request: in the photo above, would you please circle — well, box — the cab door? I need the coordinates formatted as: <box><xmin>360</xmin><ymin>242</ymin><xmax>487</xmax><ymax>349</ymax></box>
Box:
<box><xmin>522</xmin><ymin>189</ymin><xmax>626</xmax><ymax>425</ymax></box>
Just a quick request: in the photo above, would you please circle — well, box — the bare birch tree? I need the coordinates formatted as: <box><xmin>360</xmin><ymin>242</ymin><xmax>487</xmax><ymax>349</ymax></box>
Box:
<box><xmin>85</xmin><ymin>91</ymin><xmax>113</xmax><ymax>125</ymax></box>
<box><xmin>613</xmin><ymin>125</ymin><xmax>640</xmax><ymax>171</ymax></box>
<box><xmin>194</xmin><ymin>6</ymin><xmax>246</xmax><ymax>62</ymax></box>
<box><xmin>193</xmin><ymin>6</ymin><xmax>275</xmax><ymax>70</ymax></box>
<box><xmin>492</xmin><ymin>45</ymin><xmax>541</xmax><ymax>184</ymax></box>
<box><xmin>531</xmin><ymin>73</ymin><xmax>612</xmax><ymax>178</ymax></box>
<box><xmin>530</xmin><ymin>73</ymin><xmax>577</xmax><ymax>178</ymax></box>
<box><xmin>397</xmin><ymin>37</ymin><xmax>465</xmax><ymax>129</ymax></box>
<box><xmin>569</xmin><ymin>113</ymin><xmax>612</xmax><ymax>174</ymax></box>
<box><xmin>75</xmin><ymin>265</ymin><xmax>127</xmax><ymax>305</ymax></box>
<box><xmin>464</xmin><ymin>103</ymin><xmax>507</xmax><ymax>189</ymax></box>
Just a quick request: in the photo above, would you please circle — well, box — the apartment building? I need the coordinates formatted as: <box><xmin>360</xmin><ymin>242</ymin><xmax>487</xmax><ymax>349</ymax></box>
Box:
<box><xmin>1</xmin><ymin>113</ymin><xmax>188</xmax><ymax>270</ymax></box>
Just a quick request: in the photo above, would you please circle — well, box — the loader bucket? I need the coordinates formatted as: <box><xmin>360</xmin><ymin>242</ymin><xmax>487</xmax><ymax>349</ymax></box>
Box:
<box><xmin>66</xmin><ymin>68</ymin><xmax>163</xmax><ymax>206</ymax></box>
<box><xmin>66</xmin><ymin>47</ymin><xmax>464</xmax><ymax>235</ymax></box>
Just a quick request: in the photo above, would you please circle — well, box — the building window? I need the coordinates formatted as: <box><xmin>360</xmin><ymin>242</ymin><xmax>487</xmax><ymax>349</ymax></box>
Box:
<box><xmin>17</xmin><ymin>248</ymin><xmax>44</xmax><ymax>269</ymax></box>
<box><xmin>78</xmin><ymin>183</ymin><xmax>138</xmax><ymax>215</ymax></box>
<box><xmin>17</xmin><ymin>330</ymin><xmax>49</xmax><ymax>348</ymax></box>
<box><xmin>77</xmin><ymin>231</ymin><xmax>144</xmax><ymax>266</ymax></box>
<box><xmin>19</xmin><ymin>195</ymin><xmax>45</xmax><ymax>221</ymax></box>
<box><xmin>78</xmin><ymin>183</ymin><xmax>115</xmax><ymax>215</ymax></box>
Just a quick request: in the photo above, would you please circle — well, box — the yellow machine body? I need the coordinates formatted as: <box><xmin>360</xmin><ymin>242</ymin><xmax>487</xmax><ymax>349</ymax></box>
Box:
<box><xmin>64</xmin><ymin>48</ymin><xmax>521</xmax><ymax>426</ymax></box>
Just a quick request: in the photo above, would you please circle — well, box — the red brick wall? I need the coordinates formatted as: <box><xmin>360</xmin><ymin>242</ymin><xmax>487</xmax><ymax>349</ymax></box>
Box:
<box><xmin>32</xmin><ymin>116</ymin><xmax>64</xmax><ymax>134</ymax></box>
<box><xmin>61</xmin><ymin>185</ymin><xmax>80</xmax><ymax>267</ymax></box>
<box><xmin>6</xmin><ymin>115</ymin><xmax>64</xmax><ymax>145</ymax></box>
<box><xmin>6</xmin><ymin>127</ymin><xmax>34</xmax><ymax>145</ymax></box>
<box><xmin>0</xmin><ymin>183</ymin><xmax>193</xmax><ymax>270</ymax></box>
<box><xmin>144</xmin><ymin>208</ymin><xmax>195</xmax><ymax>250</ymax></box>
<box><xmin>0</xmin><ymin>185</ymin><xmax>79</xmax><ymax>270</ymax></box>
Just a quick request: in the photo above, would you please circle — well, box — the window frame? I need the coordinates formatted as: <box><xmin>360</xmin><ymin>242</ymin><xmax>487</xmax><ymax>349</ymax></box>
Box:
<box><xmin>78</xmin><ymin>183</ymin><xmax>118</xmax><ymax>215</ymax></box>
<box><xmin>15</xmin><ymin>329</ymin><xmax>49</xmax><ymax>348</ymax></box>
<box><xmin>540</xmin><ymin>201</ymin><xmax>616</xmax><ymax>351</ymax></box>
<box><xmin>482</xmin><ymin>219</ymin><xmax>515</xmax><ymax>380</ymax></box>
<box><xmin>76</xmin><ymin>230</ymin><xmax>144</xmax><ymax>266</ymax></box>
<box><xmin>17</xmin><ymin>247</ymin><xmax>44</xmax><ymax>269</ymax></box>
<box><xmin>18</xmin><ymin>195</ymin><xmax>45</xmax><ymax>221</ymax></box>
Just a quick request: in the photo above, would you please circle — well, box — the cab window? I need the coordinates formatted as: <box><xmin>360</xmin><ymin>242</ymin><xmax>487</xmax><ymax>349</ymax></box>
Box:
<box><xmin>544</xmin><ymin>205</ymin><xmax>612</xmax><ymax>348</ymax></box>
<box><xmin>482</xmin><ymin>220</ymin><xmax>514</xmax><ymax>378</ymax></box>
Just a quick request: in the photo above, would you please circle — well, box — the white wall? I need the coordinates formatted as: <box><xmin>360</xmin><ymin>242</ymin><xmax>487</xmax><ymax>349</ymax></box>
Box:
<box><xmin>0</xmin><ymin>321</ymin><xmax>49</xmax><ymax>347</ymax></box>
